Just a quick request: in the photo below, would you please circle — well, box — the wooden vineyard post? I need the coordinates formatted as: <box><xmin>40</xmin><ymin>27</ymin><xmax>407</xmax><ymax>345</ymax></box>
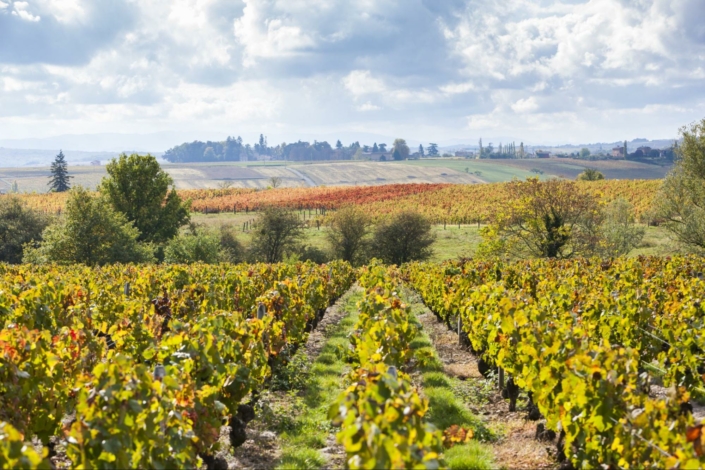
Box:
<box><xmin>498</xmin><ymin>367</ymin><xmax>505</xmax><ymax>390</ymax></box>
<box><xmin>457</xmin><ymin>316</ymin><xmax>461</xmax><ymax>345</ymax></box>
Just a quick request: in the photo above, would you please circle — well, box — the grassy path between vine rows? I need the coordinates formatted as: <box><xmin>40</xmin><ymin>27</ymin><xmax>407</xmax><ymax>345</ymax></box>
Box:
<box><xmin>401</xmin><ymin>287</ymin><xmax>496</xmax><ymax>470</ymax></box>
<box><xmin>226</xmin><ymin>287</ymin><xmax>362</xmax><ymax>470</ymax></box>
<box><xmin>402</xmin><ymin>287</ymin><xmax>557</xmax><ymax>470</ymax></box>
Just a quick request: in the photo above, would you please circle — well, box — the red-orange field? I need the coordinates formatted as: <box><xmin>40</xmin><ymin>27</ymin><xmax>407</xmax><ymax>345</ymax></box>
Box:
<box><xmin>5</xmin><ymin>180</ymin><xmax>661</xmax><ymax>224</ymax></box>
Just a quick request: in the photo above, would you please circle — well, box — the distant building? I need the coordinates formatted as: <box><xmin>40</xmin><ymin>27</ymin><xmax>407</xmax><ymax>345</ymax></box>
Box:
<box><xmin>635</xmin><ymin>146</ymin><xmax>652</xmax><ymax>158</ymax></box>
<box><xmin>611</xmin><ymin>147</ymin><xmax>625</xmax><ymax>158</ymax></box>
<box><xmin>90</xmin><ymin>160</ymin><xmax>101</xmax><ymax>166</ymax></box>
<box><xmin>535</xmin><ymin>151</ymin><xmax>550</xmax><ymax>158</ymax></box>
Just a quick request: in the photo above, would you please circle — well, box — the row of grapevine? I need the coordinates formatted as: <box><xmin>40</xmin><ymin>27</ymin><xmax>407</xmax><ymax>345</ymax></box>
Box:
<box><xmin>0</xmin><ymin>261</ymin><xmax>355</xmax><ymax>468</ymax></box>
<box><xmin>8</xmin><ymin>180</ymin><xmax>659</xmax><ymax>223</ymax></box>
<box><xmin>329</xmin><ymin>263</ymin><xmax>446</xmax><ymax>469</ymax></box>
<box><xmin>404</xmin><ymin>256</ymin><xmax>705</xmax><ymax>468</ymax></box>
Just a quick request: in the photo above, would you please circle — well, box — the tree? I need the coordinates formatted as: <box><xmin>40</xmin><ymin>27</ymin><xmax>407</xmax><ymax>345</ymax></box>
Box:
<box><xmin>379</xmin><ymin>143</ymin><xmax>387</xmax><ymax>152</ymax></box>
<box><xmin>326</xmin><ymin>206</ymin><xmax>371</xmax><ymax>265</ymax></box>
<box><xmin>248</xmin><ymin>207</ymin><xmax>303</xmax><ymax>263</ymax></box>
<box><xmin>370</xmin><ymin>211</ymin><xmax>435</xmax><ymax>265</ymax></box>
<box><xmin>218</xmin><ymin>225</ymin><xmax>244</xmax><ymax>263</ymax></box>
<box><xmin>372</xmin><ymin>143</ymin><xmax>379</xmax><ymax>153</ymax></box>
<box><xmin>418</xmin><ymin>144</ymin><xmax>425</xmax><ymax>157</ymax></box>
<box><xmin>478</xmin><ymin>178</ymin><xmax>601</xmax><ymax>259</ymax></box>
<box><xmin>519</xmin><ymin>142</ymin><xmax>525</xmax><ymax>158</ymax></box>
<box><xmin>392</xmin><ymin>148</ymin><xmax>402</xmax><ymax>161</ymax></box>
<box><xmin>99</xmin><ymin>154</ymin><xmax>190</xmax><ymax>244</ymax></box>
<box><xmin>656</xmin><ymin>118</ymin><xmax>705</xmax><ymax>250</ymax></box>
<box><xmin>48</xmin><ymin>150</ymin><xmax>72</xmax><ymax>192</ymax></box>
<box><xmin>577</xmin><ymin>168</ymin><xmax>605</xmax><ymax>181</ymax></box>
<box><xmin>203</xmin><ymin>147</ymin><xmax>217</xmax><ymax>160</ymax></box>
<box><xmin>24</xmin><ymin>187</ymin><xmax>154</xmax><ymax>265</ymax></box>
<box><xmin>0</xmin><ymin>197</ymin><xmax>49</xmax><ymax>264</ymax></box>
<box><xmin>392</xmin><ymin>139</ymin><xmax>410</xmax><ymax>160</ymax></box>
<box><xmin>580</xmin><ymin>148</ymin><xmax>591</xmax><ymax>159</ymax></box>
<box><xmin>600</xmin><ymin>198</ymin><xmax>645</xmax><ymax>256</ymax></box>
<box><xmin>269</xmin><ymin>176</ymin><xmax>282</xmax><ymax>188</ymax></box>
<box><xmin>336</xmin><ymin>140</ymin><xmax>343</xmax><ymax>150</ymax></box>
<box><xmin>164</xmin><ymin>226</ymin><xmax>222</xmax><ymax>264</ymax></box>
<box><xmin>428</xmin><ymin>143</ymin><xmax>439</xmax><ymax>157</ymax></box>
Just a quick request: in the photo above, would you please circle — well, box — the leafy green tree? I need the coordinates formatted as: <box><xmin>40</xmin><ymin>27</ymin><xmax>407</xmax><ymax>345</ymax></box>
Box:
<box><xmin>219</xmin><ymin>225</ymin><xmax>245</xmax><ymax>263</ymax></box>
<box><xmin>478</xmin><ymin>178</ymin><xmax>601</xmax><ymax>259</ymax></box>
<box><xmin>580</xmin><ymin>148</ymin><xmax>591</xmax><ymax>159</ymax></box>
<box><xmin>24</xmin><ymin>187</ymin><xmax>153</xmax><ymax>265</ymax></box>
<box><xmin>164</xmin><ymin>226</ymin><xmax>222</xmax><ymax>264</ymax></box>
<box><xmin>99</xmin><ymin>154</ymin><xmax>190</xmax><ymax>243</ymax></box>
<box><xmin>248</xmin><ymin>207</ymin><xmax>303</xmax><ymax>263</ymax></box>
<box><xmin>392</xmin><ymin>139</ymin><xmax>410</xmax><ymax>160</ymax></box>
<box><xmin>656</xmin><ymin>118</ymin><xmax>705</xmax><ymax>250</ymax></box>
<box><xmin>372</xmin><ymin>143</ymin><xmax>379</xmax><ymax>153</ymax></box>
<box><xmin>418</xmin><ymin>144</ymin><xmax>425</xmax><ymax>157</ymax></box>
<box><xmin>600</xmin><ymin>198</ymin><xmax>645</xmax><ymax>256</ymax></box>
<box><xmin>428</xmin><ymin>143</ymin><xmax>439</xmax><ymax>157</ymax></box>
<box><xmin>336</xmin><ymin>140</ymin><xmax>343</xmax><ymax>150</ymax></box>
<box><xmin>326</xmin><ymin>206</ymin><xmax>371</xmax><ymax>265</ymax></box>
<box><xmin>577</xmin><ymin>168</ymin><xmax>605</xmax><ymax>181</ymax></box>
<box><xmin>0</xmin><ymin>197</ymin><xmax>49</xmax><ymax>263</ymax></box>
<box><xmin>370</xmin><ymin>211</ymin><xmax>435</xmax><ymax>265</ymax></box>
<box><xmin>48</xmin><ymin>150</ymin><xmax>72</xmax><ymax>192</ymax></box>
<box><xmin>379</xmin><ymin>143</ymin><xmax>387</xmax><ymax>152</ymax></box>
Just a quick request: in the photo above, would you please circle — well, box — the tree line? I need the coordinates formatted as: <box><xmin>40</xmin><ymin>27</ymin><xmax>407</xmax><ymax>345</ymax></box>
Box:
<box><xmin>163</xmin><ymin>135</ymin><xmax>437</xmax><ymax>163</ymax></box>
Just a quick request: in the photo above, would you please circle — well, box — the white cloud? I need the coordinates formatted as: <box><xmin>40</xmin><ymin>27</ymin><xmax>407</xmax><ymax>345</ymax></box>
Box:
<box><xmin>512</xmin><ymin>97</ymin><xmax>539</xmax><ymax>114</ymax></box>
<box><xmin>12</xmin><ymin>1</ymin><xmax>40</xmax><ymax>21</ymax></box>
<box><xmin>343</xmin><ymin>70</ymin><xmax>386</xmax><ymax>96</ymax></box>
<box><xmin>234</xmin><ymin>0</ymin><xmax>316</xmax><ymax>66</ymax></box>
<box><xmin>0</xmin><ymin>0</ymin><xmax>704</xmax><ymax>145</ymax></box>
<box><xmin>357</xmin><ymin>101</ymin><xmax>381</xmax><ymax>112</ymax></box>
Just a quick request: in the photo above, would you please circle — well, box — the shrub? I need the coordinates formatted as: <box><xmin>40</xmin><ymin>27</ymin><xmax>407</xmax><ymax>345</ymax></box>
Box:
<box><xmin>164</xmin><ymin>226</ymin><xmax>222</xmax><ymax>264</ymax></box>
<box><xmin>248</xmin><ymin>207</ymin><xmax>303</xmax><ymax>263</ymax></box>
<box><xmin>370</xmin><ymin>211</ymin><xmax>435</xmax><ymax>265</ymax></box>
<box><xmin>0</xmin><ymin>196</ymin><xmax>49</xmax><ymax>264</ymax></box>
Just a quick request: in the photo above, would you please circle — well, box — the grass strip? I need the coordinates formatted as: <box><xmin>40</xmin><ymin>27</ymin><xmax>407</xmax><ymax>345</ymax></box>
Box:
<box><xmin>274</xmin><ymin>290</ymin><xmax>362</xmax><ymax>470</ymax></box>
<box><xmin>404</xmin><ymin>289</ymin><xmax>496</xmax><ymax>470</ymax></box>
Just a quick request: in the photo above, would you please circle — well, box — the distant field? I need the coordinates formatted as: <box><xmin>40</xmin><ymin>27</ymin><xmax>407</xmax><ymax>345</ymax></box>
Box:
<box><xmin>0</xmin><ymin>157</ymin><xmax>668</xmax><ymax>194</ymax></box>
<box><xmin>0</xmin><ymin>160</ymin><xmax>481</xmax><ymax>193</ymax></box>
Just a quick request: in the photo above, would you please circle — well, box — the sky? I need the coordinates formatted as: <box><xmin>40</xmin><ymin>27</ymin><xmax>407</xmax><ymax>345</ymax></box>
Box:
<box><xmin>0</xmin><ymin>0</ymin><xmax>704</xmax><ymax>150</ymax></box>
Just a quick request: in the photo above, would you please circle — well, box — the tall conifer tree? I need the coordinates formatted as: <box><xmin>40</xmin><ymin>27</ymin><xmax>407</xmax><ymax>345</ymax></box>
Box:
<box><xmin>48</xmin><ymin>150</ymin><xmax>72</xmax><ymax>192</ymax></box>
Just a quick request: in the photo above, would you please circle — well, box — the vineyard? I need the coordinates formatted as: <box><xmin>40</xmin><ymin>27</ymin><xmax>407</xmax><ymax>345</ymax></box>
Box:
<box><xmin>0</xmin><ymin>261</ymin><xmax>355</xmax><ymax>468</ymax></box>
<box><xmin>8</xmin><ymin>179</ymin><xmax>660</xmax><ymax>224</ymax></box>
<box><xmin>4</xmin><ymin>255</ymin><xmax>705</xmax><ymax>468</ymax></box>
<box><xmin>405</xmin><ymin>256</ymin><xmax>705</xmax><ymax>468</ymax></box>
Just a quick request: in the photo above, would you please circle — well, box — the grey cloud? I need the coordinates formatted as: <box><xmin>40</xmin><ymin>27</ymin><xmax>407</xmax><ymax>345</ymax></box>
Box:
<box><xmin>0</xmin><ymin>0</ymin><xmax>137</xmax><ymax>65</ymax></box>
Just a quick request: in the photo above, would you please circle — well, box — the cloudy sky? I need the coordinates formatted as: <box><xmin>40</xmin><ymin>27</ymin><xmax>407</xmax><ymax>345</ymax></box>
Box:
<box><xmin>0</xmin><ymin>0</ymin><xmax>704</xmax><ymax>149</ymax></box>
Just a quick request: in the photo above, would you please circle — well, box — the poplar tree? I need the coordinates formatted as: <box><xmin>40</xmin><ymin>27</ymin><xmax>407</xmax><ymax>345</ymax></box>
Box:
<box><xmin>48</xmin><ymin>150</ymin><xmax>72</xmax><ymax>192</ymax></box>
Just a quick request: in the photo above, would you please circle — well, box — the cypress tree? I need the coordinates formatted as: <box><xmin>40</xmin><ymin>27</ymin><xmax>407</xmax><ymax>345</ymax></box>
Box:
<box><xmin>48</xmin><ymin>150</ymin><xmax>72</xmax><ymax>192</ymax></box>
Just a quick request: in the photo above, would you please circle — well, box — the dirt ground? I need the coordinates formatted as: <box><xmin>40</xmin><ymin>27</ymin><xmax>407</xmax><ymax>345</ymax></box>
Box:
<box><xmin>414</xmin><ymin>306</ymin><xmax>558</xmax><ymax>470</ymax></box>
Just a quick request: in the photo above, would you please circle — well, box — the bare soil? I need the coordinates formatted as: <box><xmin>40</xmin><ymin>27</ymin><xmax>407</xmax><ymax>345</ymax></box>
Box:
<box><xmin>415</xmin><ymin>307</ymin><xmax>558</xmax><ymax>470</ymax></box>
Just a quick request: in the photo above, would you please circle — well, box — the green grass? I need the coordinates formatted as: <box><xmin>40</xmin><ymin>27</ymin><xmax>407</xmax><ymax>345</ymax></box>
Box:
<box><xmin>192</xmin><ymin>212</ymin><xmax>677</xmax><ymax>263</ymax></box>
<box><xmin>443</xmin><ymin>442</ymin><xmax>495</xmax><ymax>470</ymax></box>
<box><xmin>273</xmin><ymin>290</ymin><xmax>362</xmax><ymax>470</ymax></box>
<box><xmin>404</xmin><ymin>291</ymin><xmax>495</xmax><ymax>469</ymax></box>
